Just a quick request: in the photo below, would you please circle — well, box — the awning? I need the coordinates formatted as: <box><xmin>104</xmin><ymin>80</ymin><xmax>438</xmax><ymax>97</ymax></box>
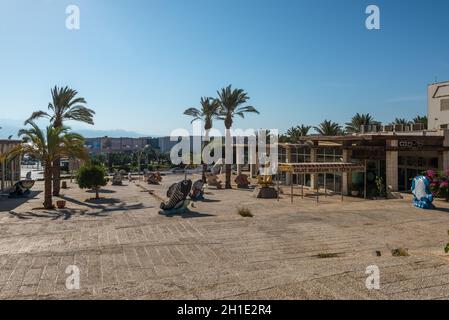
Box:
<box><xmin>278</xmin><ymin>162</ymin><xmax>366</xmax><ymax>174</ymax></box>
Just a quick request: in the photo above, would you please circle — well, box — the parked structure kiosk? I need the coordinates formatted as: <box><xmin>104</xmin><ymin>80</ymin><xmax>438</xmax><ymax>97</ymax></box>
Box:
<box><xmin>277</xmin><ymin>161</ymin><xmax>367</xmax><ymax>203</ymax></box>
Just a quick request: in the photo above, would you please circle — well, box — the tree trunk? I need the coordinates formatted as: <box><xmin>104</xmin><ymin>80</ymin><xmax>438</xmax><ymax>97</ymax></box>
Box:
<box><xmin>95</xmin><ymin>188</ymin><xmax>99</xmax><ymax>199</ymax></box>
<box><xmin>225</xmin><ymin>164</ymin><xmax>232</xmax><ymax>189</ymax></box>
<box><xmin>202</xmin><ymin>163</ymin><xmax>207</xmax><ymax>183</ymax></box>
<box><xmin>43</xmin><ymin>162</ymin><xmax>53</xmax><ymax>209</ymax></box>
<box><xmin>224</xmin><ymin>126</ymin><xmax>232</xmax><ymax>189</ymax></box>
<box><xmin>53</xmin><ymin>156</ymin><xmax>61</xmax><ymax>196</ymax></box>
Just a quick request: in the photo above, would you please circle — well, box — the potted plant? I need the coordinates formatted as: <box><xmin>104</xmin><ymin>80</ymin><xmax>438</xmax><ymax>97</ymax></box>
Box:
<box><xmin>56</xmin><ymin>200</ymin><xmax>66</xmax><ymax>209</ymax></box>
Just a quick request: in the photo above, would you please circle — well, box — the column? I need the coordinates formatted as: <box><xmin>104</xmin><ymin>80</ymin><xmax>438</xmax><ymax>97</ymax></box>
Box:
<box><xmin>310</xmin><ymin>148</ymin><xmax>317</xmax><ymax>189</ymax></box>
<box><xmin>285</xmin><ymin>146</ymin><xmax>292</xmax><ymax>185</ymax></box>
<box><xmin>342</xmin><ymin>149</ymin><xmax>352</xmax><ymax>195</ymax></box>
<box><xmin>442</xmin><ymin>130</ymin><xmax>449</xmax><ymax>171</ymax></box>
<box><xmin>441</xmin><ymin>151</ymin><xmax>449</xmax><ymax>171</ymax></box>
<box><xmin>386</xmin><ymin>140</ymin><xmax>398</xmax><ymax>192</ymax></box>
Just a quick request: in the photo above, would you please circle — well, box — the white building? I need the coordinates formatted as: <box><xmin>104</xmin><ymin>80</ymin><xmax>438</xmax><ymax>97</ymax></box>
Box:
<box><xmin>428</xmin><ymin>80</ymin><xmax>449</xmax><ymax>130</ymax></box>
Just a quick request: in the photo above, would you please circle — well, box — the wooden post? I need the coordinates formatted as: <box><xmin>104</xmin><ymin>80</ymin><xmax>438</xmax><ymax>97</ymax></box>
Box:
<box><xmin>324</xmin><ymin>173</ymin><xmax>327</xmax><ymax>198</ymax></box>
<box><xmin>301</xmin><ymin>174</ymin><xmax>304</xmax><ymax>199</ymax></box>
<box><xmin>277</xmin><ymin>172</ymin><xmax>280</xmax><ymax>202</ymax></box>
<box><xmin>364</xmin><ymin>160</ymin><xmax>367</xmax><ymax>200</ymax></box>
<box><xmin>333</xmin><ymin>173</ymin><xmax>336</xmax><ymax>193</ymax></box>
<box><xmin>291</xmin><ymin>174</ymin><xmax>293</xmax><ymax>204</ymax></box>
<box><xmin>341</xmin><ymin>171</ymin><xmax>344</xmax><ymax>202</ymax></box>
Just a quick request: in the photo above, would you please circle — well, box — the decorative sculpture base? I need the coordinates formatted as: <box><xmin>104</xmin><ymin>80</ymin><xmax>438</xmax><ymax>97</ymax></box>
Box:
<box><xmin>254</xmin><ymin>186</ymin><xmax>278</xmax><ymax>199</ymax></box>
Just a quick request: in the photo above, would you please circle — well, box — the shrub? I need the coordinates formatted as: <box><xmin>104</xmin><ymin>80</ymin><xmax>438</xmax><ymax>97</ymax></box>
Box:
<box><xmin>375</xmin><ymin>176</ymin><xmax>385</xmax><ymax>197</ymax></box>
<box><xmin>237</xmin><ymin>207</ymin><xmax>253</xmax><ymax>217</ymax></box>
<box><xmin>424</xmin><ymin>170</ymin><xmax>449</xmax><ymax>200</ymax></box>
<box><xmin>76</xmin><ymin>163</ymin><xmax>108</xmax><ymax>199</ymax></box>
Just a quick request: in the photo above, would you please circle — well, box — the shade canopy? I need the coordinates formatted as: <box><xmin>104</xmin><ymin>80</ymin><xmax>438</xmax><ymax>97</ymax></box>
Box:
<box><xmin>278</xmin><ymin>162</ymin><xmax>366</xmax><ymax>174</ymax></box>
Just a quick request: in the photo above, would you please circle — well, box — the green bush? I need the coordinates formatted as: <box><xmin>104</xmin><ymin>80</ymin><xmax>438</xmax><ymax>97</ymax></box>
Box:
<box><xmin>237</xmin><ymin>207</ymin><xmax>253</xmax><ymax>217</ymax></box>
<box><xmin>445</xmin><ymin>230</ymin><xmax>449</xmax><ymax>254</ymax></box>
<box><xmin>76</xmin><ymin>163</ymin><xmax>108</xmax><ymax>199</ymax></box>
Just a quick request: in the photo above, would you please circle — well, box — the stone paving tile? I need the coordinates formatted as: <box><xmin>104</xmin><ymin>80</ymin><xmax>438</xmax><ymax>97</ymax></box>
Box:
<box><xmin>1</xmin><ymin>176</ymin><xmax>449</xmax><ymax>299</ymax></box>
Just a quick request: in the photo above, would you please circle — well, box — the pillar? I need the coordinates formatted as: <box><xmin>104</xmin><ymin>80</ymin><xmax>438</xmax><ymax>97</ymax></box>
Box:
<box><xmin>342</xmin><ymin>149</ymin><xmax>352</xmax><ymax>195</ymax></box>
<box><xmin>443</xmin><ymin>152</ymin><xmax>449</xmax><ymax>171</ymax></box>
<box><xmin>285</xmin><ymin>146</ymin><xmax>292</xmax><ymax>185</ymax></box>
<box><xmin>310</xmin><ymin>148</ymin><xmax>317</xmax><ymax>189</ymax></box>
<box><xmin>386</xmin><ymin>140</ymin><xmax>398</xmax><ymax>192</ymax></box>
<box><xmin>442</xmin><ymin>130</ymin><xmax>449</xmax><ymax>171</ymax></box>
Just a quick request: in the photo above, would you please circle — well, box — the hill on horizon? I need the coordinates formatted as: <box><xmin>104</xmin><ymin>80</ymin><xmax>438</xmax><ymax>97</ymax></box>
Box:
<box><xmin>0</xmin><ymin>118</ymin><xmax>158</xmax><ymax>139</ymax></box>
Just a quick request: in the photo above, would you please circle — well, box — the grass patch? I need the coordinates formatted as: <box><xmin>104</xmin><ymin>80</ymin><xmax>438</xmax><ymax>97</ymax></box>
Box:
<box><xmin>391</xmin><ymin>248</ymin><xmax>409</xmax><ymax>257</ymax></box>
<box><xmin>315</xmin><ymin>252</ymin><xmax>341</xmax><ymax>259</ymax></box>
<box><xmin>237</xmin><ymin>207</ymin><xmax>253</xmax><ymax>218</ymax></box>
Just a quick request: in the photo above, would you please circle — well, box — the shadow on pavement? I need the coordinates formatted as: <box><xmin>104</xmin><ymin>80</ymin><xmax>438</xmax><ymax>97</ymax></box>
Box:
<box><xmin>160</xmin><ymin>210</ymin><xmax>215</xmax><ymax>219</ymax></box>
<box><xmin>0</xmin><ymin>191</ymin><xmax>42</xmax><ymax>212</ymax></box>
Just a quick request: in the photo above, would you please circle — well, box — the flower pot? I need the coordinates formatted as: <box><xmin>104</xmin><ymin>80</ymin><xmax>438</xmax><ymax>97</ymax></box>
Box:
<box><xmin>56</xmin><ymin>200</ymin><xmax>66</xmax><ymax>209</ymax></box>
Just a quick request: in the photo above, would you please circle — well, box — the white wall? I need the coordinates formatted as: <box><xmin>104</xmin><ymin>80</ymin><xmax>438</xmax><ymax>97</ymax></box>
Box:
<box><xmin>428</xmin><ymin>81</ymin><xmax>449</xmax><ymax>130</ymax></box>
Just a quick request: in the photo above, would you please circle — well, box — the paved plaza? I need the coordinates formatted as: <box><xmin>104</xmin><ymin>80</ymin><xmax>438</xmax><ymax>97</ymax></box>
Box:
<box><xmin>1</xmin><ymin>173</ymin><xmax>449</xmax><ymax>299</ymax></box>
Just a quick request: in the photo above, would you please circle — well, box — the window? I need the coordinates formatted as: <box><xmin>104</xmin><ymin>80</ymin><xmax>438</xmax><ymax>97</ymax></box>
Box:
<box><xmin>441</xmin><ymin>99</ymin><xmax>449</xmax><ymax>111</ymax></box>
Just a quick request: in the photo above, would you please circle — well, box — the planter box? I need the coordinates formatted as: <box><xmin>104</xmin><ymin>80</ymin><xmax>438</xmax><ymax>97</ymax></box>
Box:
<box><xmin>56</xmin><ymin>200</ymin><xmax>66</xmax><ymax>209</ymax></box>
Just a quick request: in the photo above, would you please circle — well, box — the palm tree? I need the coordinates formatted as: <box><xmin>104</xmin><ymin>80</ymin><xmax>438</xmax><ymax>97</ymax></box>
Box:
<box><xmin>412</xmin><ymin>115</ymin><xmax>428</xmax><ymax>129</ymax></box>
<box><xmin>391</xmin><ymin>118</ymin><xmax>411</xmax><ymax>126</ymax></box>
<box><xmin>27</xmin><ymin>86</ymin><xmax>95</xmax><ymax>196</ymax></box>
<box><xmin>12</xmin><ymin>120</ymin><xmax>88</xmax><ymax>209</ymax></box>
<box><xmin>217</xmin><ymin>85</ymin><xmax>259</xmax><ymax>189</ymax></box>
<box><xmin>298</xmin><ymin>124</ymin><xmax>312</xmax><ymax>137</ymax></box>
<box><xmin>314</xmin><ymin>120</ymin><xmax>343</xmax><ymax>136</ymax></box>
<box><xmin>184</xmin><ymin>97</ymin><xmax>221</xmax><ymax>182</ymax></box>
<box><xmin>345</xmin><ymin>113</ymin><xmax>380</xmax><ymax>133</ymax></box>
<box><xmin>286</xmin><ymin>125</ymin><xmax>312</xmax><ymax>143</ymax></box>
<box><xmin>286</xmin><ymin>127</ymin><xmax>299</xmax><ymax>143</ymax></box>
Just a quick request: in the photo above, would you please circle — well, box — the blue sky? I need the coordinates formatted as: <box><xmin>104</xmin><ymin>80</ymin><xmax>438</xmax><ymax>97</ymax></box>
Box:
<box><xmin>0</xmin><ymin>0</ymin><xmax>448</xmax><ymax>137</ymax></box>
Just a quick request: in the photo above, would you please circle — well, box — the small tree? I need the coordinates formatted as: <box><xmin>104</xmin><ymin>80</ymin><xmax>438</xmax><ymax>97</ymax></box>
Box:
<box><xmin>76</xmin><ymin>163</ymin><xmax>107</xmax><ymax>199</ymax></box>
<box><xmin>445</xmin><ymin>231</ymin><xmax>449</xmax><ymax>254</ymax></box>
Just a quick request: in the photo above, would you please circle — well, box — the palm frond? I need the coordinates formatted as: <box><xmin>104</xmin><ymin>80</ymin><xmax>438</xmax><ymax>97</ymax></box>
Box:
<box><xmin>25</xmin><ymin>111</ymin><xmax>51</xmax><ymax>124</ymax></box>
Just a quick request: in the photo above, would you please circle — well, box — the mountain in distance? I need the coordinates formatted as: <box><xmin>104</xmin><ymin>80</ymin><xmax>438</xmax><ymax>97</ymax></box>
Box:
<box><xmin>0</xmin><ymin>118</ymin><xmax>159</xmax><ymax>139</ymax></box>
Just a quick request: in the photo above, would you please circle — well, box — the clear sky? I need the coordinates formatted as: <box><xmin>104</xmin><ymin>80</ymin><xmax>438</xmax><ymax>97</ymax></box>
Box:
<box><xmin>1</xmin><ymin>0</ymin><xmax>448</xmax><ymax>136</ymax></box>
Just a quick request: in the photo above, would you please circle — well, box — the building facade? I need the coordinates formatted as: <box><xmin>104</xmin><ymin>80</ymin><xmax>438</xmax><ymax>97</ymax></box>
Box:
<box><xmin>277</xmin><ymin>81</ymin><xmax>449</xmax><ymax>196</ymax></box>
<box><xmin>0</xmin><ymin>140</ymin><xmax>21</xmax><ymax>192</ymax></box>
<box><xmin>85</xmin><ymin>136</ymin><xmax>194</xmax><ymax>155</ymax></box>
<box><xmin>428</xmin><ymin>80</ymin><xmax>449</xmax><ymax>130</ymax></box>
<box><xmin>278</xmin><ymin>130</ymin><xmax>449</xmax><ymax>196</ymax></box>
<box><xmin>85</xmin><ymin>137</ymin><xmax>157</xmax><ymax>155</ymax></box>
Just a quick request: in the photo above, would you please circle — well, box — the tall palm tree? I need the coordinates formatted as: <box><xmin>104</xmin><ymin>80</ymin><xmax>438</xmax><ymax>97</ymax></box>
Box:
<box><xmin>184</xmin><ymin>97</ymin><xmax>221</xmax><ymax>182</ymax></box>
<box><xmin>297</xmin><ymin>124</ymin><xmax>312</xmax><ymax>137</ymax></box>
<box><xmin>286</xmin><ymin>127</ymin><xmax>300</xmax><ymax>143</ymax></box>
<box><xmin>12</xmin><ymin>120</ymin><xmax>88</xmax><ymax>209</ymax></box>
<box><xmin>287</xmin><ymin>125</ymin><xmax>312</xmax><ymax>143</ymax></box>
<box><xmin>345</xmin><ymin>113</ymin><xmax>380</xmax><ymax>133</ymax></box>
<box><xmin>27</xmin><ymin>86</ymin><xmax>95</xmax><ymax>196</ymax></box>
<box><xmin>412</xmin><ymin>115</ymin><xmax>428</xmax><ymax>129</ymax></box>
<box><xmin>217</xmin><ymin>85</ymin><xmax>259</xmax><ymax>189</ymax></box>
<box><xmin>314</xmin><ymin>120</ymin><xmax>343</xmax><ymax>136</ymax></box>
<box><xmin>391</xmin><ymin>118</ymin><xmax>411</xmax><ymax>126</ymax></box>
